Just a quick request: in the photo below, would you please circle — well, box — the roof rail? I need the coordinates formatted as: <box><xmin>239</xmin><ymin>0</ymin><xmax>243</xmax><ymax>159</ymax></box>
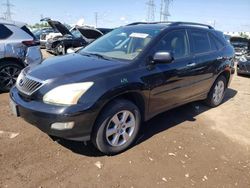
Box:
<box><xmin>126</xmin><ymin>21</ymin><xmax>173</xmax><ymax>26</ymax></box>
<box><xmin>169</xmin><ymin>22</ymin><xmax>214</xmax><ymax>29</ymax></box>
<box><xmin>126</xmin><ymin>21</ymin><xmax>214</xmax><ymax>29</ymax></box>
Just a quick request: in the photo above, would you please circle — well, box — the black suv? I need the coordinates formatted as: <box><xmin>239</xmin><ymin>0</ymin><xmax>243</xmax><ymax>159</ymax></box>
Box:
<box><xmin>10</xmin><ymin>22</ymin><xmax>235</xmax><ymax>155</ymax></box>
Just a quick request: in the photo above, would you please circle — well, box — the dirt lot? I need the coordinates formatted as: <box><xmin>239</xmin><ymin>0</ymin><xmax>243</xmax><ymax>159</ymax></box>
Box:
<box><xmin>0</xmin><ymin>51</ymin><xmax>250</xmax><ymax>188</ymax></box>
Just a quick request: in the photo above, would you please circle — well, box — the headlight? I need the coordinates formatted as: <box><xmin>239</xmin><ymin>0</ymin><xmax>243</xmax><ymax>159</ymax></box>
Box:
<box><xmin>43</xmin><ymin>82</ymin><xmax>94</xmax><ymax>105</ymax></box>
<box><xmin>239</xmin><ymin>56</ymin><xmax>247</xmax><ymax>62</ymax></box>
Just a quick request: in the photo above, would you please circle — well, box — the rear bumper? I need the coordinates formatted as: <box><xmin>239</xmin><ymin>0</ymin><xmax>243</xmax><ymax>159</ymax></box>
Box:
<box><xmin>10</xmin><ymin>87</ymin><xmax>98</xmax><ymax>141</ymax></box>
<box><xmin>40</xmin><ymin>41</ymin><xmax>46</xmax><ymax>48</ymax></box>
<box><xmin>24</xmin><ymin>46</ymin><xmax>43</xmax><ymax>65</ymax></box>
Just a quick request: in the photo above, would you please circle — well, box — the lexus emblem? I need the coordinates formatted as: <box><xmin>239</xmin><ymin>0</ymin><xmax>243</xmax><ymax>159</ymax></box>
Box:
<box><xmin>19</xmin><ymin>79</ymin><xmax>24</xmax><ymax>87</ymax></box>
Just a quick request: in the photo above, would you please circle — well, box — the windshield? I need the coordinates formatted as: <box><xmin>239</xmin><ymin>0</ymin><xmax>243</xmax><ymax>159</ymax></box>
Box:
<box><xmin>80</xmin><ymin>27</ymin><xmax>161</xmax><ymax>60</ymax></box>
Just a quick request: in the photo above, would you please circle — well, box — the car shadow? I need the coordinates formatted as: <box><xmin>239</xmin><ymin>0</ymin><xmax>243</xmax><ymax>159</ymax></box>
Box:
<box><xmin>237</xmin><ymin>74</ymin><xmax>250</xmax><ymax>78</ymax></box>
<box><xmin>54</xmin><ymin>88</ymin><xmax>237</xmax><ymax>157</ymax></box>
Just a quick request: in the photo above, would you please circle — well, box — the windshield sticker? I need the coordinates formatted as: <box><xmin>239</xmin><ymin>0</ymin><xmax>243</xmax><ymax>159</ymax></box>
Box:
<box><xmin>130</xmin><ymin>33</ymin><xmax>149</xmax><ymax>39</ymax></box>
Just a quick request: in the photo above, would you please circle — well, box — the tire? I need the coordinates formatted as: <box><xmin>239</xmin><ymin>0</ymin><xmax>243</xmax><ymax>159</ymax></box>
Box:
<box><xmin>56</xmin><ymin>43</ymin><xmax>66</xmax><ymax>55</ymax></box>
<box><xmin>0</xmin><ymin>61</ymin><xmax>23</xmax><ymax>92</ymax></box>
<box><xmin>92</xmin><ymin>99</ymin><xmax>141</xmax><ymax>155</ymax></box>
<box><xmin>205</xmin><ymin>75</ymin><xmax>227</xmax><ymax>107</ymax></box>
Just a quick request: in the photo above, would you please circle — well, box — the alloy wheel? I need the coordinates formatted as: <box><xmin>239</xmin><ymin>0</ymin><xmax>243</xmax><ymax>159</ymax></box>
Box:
<box><xmin>0</xmin><ymin>66</ymin><xmax>21</xmax><ymax>90</ymax></box>
<box><xmin>106</xmin><ymin>110</ymin><xmax>136</xmax><ymax>147</ymax></box>
<box><xmin>213</xmin><ymin>80</ymin><xmax>225</xmax><ymax>105</ymax></box>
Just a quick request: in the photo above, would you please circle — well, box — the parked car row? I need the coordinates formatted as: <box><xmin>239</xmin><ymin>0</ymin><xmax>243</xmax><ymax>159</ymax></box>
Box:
<box><xmin>36</xmin><ymin>18</ymin><xmax>112</xmax><ymax>55</ymax></box>
<box><xmin>230</xmin><ymin>37</ymin><xmax>250</xmax><ymax>56</ymax></box>
<box><xmin>0</xmin><ymin>19</ymin><xmax>42</xmax><ymax>92</ymax></box>
<box><xmin>228</xmin><ymin>37</ymin><xmax>250</xmax><ymax>76</ymax></box>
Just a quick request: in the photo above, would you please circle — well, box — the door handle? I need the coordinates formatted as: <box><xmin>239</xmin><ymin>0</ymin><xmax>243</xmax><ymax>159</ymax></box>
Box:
<box><xmin>217</xmin><ymin>56</ymin><xmax>223</xmax><ymax>60</ymax></box>
<box><xmin>187</xmin><ymin>62</ymin><xmax>196</xmax><ymax>67</ymax></box>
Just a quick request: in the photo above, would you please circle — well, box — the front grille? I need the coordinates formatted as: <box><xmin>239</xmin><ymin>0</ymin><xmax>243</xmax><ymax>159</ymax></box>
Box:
<box><xmin>16</xmin><ymin>72</ymin><xmax>45</xmax><ymax>96</ymax></box>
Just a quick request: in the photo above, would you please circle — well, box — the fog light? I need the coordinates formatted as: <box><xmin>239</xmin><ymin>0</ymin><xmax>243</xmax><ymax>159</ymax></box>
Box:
<box><xmin>51</xmin><ymin>122</ymin><xmax>75</xmax><ymax>130</ymax></box>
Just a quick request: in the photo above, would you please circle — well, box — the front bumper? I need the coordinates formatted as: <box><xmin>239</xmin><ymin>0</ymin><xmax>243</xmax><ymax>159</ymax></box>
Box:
<box><xmin>45</xmin><ymin>42</ymin><xmax>57</xmax><ymax>54</ymax></box>
<box><xmin>10</xmin><ymin>87</ymin><xmax>98</xmax><ymax>141</ymax></box>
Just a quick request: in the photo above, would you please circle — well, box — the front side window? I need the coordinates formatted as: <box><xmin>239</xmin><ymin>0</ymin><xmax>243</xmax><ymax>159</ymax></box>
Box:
<box><xmin>0</xmin><ymin>24</ymin><xmax>13</xmax><ymax>39</ymax></box>
<box><xmin>153</xmin><ymin>30</ymin><xmax>189</xmax><ymax>59</ymax></box>
<box><xmin>80</xmin><ymin>27</ymin><xmax>162</xmax><ymax>61</ymax></box>
<box><xmin>190</xmin><ymin>30</ymin><xmax>211</xmax><ymax>54</ymax></box>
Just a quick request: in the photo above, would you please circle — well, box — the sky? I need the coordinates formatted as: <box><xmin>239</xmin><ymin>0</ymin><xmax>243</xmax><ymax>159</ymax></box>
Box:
<box><xmin>0</xmin><ymin>0</ymin><xmax>250</xmax><ymax>32</ymax></box>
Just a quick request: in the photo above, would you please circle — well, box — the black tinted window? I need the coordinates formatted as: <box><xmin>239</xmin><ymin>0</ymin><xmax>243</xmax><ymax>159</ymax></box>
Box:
<box><xmin>191</xmin><ymin>30</ymin><xmax>211</xmax><ymax>54</ymax></box>
<box><xmin>209</xmin><ymin>34</ymin><xmax>217</xmax><ymax>51</ymax></box>
<box><xmin>0</xmin><ymin>24</ymin><xmax>13</xmax><ymax>39</ymax></box>
<box><xmin>21</xmin><ymin>26</ymin><xmax>36</xmax><ymax>39</ymax></box>
<box><xmin>154</xmin><ymin>30</ymin><xmax>189</xmax><ymax>59</ymax></box>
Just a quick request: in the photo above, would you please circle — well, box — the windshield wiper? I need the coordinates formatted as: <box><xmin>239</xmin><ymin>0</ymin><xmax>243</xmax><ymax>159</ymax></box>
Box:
<box><xmin>89</xmin><ymin>53</ymin><xmax>112</xmax><ymax>61</ymax></box>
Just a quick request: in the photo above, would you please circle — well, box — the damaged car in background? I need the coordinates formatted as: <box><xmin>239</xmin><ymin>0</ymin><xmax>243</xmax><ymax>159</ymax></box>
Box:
<box><xmin>230</xmin><ymin>37</ymin><xmax>249</xmax><ymax>56</ymax></box>
<box><xmin>0</xmin><ymin>19</ymin><xmax>42</xmax><ymax>92</ymax></box>
<box><xmin>237</xmin><ymin>55</ymin><xmax>250</xmax><ymax>76</ymax></box>
<box><xmin>42</xmin><ymin>18</ymin><xmax>112</xmax><ymax>55</ymax></box>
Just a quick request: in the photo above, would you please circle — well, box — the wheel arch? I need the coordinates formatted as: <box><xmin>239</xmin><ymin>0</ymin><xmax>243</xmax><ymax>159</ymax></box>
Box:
<box><xmin>0</xmin><ymin>57</ymin><xmax>25</xmax><ymax>68</ymax></box>
<box><xmin>94</xmin><ymin>91</ymin><xmax>146</xmax><ymax>127</ymax></box>
<box><xmin>217</xmin><ymin>69</ymin><xmax>231</xmax><ymax>87</ymax></box>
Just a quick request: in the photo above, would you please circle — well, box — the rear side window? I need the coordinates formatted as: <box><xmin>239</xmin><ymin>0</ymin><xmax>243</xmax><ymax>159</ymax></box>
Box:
<box><xmin>190</xmin><ymin>30</ymin><xmax>211</xmax><ymax>54</ymax></box>
<box><xmin>0</xmin><ymin>24</ymin><xmax>13</xmax><ymax>39</ymax></box>
<box><xmin>21</xmin><ymin>26</ymin><xmax>36</xmax><ymax>40</ymax></box>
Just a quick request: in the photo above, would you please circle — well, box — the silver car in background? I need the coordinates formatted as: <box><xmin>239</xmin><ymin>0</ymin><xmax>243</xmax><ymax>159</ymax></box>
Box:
<box><xmin>0</xmin><ymin>19</ymin><xmax>42</xmax><ymax>92</ymax></box>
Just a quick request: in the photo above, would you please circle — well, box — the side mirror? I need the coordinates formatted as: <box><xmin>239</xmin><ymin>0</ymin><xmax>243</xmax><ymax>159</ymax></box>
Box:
<box><xmin>152</xmin><ymin>51</ymin><xmax>173</xmax><ymax>64</ymax></box>
<box><xmin>67</xmin><ymin>48</ymin><xmax>75</xmax><ymax>54</ymax></box>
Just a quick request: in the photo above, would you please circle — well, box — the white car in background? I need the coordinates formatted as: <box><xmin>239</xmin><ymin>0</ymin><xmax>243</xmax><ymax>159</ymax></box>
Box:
<box><xmin>0</xmin><ymin>19</ymin><xmax>42</xmax><ymax>92</ymax></box>
<box><xmin>40</xmin><ymin>31</ymin><xmax>62</xmax><ymax>48</ymax></box>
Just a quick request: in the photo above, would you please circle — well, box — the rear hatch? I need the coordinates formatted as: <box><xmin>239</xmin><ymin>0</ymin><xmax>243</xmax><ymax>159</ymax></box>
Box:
<box><xmin>77</xmin><ymin>27</ymin><xmax>103</xmax><ymax>42</ymax></box>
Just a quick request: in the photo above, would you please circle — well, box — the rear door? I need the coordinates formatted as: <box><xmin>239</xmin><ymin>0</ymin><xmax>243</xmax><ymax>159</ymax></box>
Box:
<box><xmin>187</xmin><ymin>29</ymin><xmax>220</xmax><ymax>95</ymax></box>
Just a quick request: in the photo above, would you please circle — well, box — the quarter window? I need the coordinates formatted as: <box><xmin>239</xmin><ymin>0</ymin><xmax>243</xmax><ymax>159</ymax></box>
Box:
<box><xmin>0</xmin><ymin>24</ymin><xmax>13</xmax><ymax>39</ymax></box>
<box><xmin>209</xmin><ymin>35</ymin><xmax>218</xmax><ymax>51</ymax></box>
<box><xmin>154</xmin><ymin>30</ymin><xmax>189</xmax><ymax>59</ymax></box>
<box><xmin>210</xmin><ymin>34</ymin><xmax>225</xmax><ymax>50</ymax></box>
<box><xmin>191</xmin><ymin>30</ymin><xmax>211</xmax><ymax>54</ymax></box>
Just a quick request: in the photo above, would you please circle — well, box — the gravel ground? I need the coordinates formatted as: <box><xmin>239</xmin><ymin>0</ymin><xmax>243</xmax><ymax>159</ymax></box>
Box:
<box><xmin>0</xmin><ymin>51</ymin><xmax>250</xmax><ymax>188</ymax></box>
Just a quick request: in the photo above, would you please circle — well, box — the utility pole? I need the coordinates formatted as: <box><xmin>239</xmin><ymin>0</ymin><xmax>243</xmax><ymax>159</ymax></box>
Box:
<box><xmin>94</xmin><ymin>12</ymin><xmax>98</xmax><ymax>28</ymax></box>
<box><xmin>146</xmin><ymin>0</ymin><xmax>156</xmax><ymax>22</ymax></box>
<box><xmin>160</xmin><ymin>0</ymin><xmax>172</xmax><ymax>22</ymax></box>
<box><xmin>2</xmin><ymin>0</ymin><xmax>14</xmax><ymax>20</ymax></box>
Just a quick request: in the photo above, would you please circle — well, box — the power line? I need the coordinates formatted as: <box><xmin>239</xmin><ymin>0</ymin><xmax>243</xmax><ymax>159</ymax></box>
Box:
<box><xmin>160</xmin><ymin>0</ymin><xmax>172</xmax><ymax>22</ymax></box>
<box><xmin>2</xmin><ymin>0</ymin><xmax>14</xmax><ymax>20</ymax></box>
<box><xmin>146</xmin><ymin>0</ymin><xmax>156</xmax><ymax>22</ymax></box>
<box><xmin>94</xmin><ymin>12</ymin><xmax>98</xmax><ymax>27</ymax></box>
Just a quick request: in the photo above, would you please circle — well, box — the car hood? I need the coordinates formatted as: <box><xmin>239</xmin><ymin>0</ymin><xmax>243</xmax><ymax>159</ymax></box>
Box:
<box><xmin>47</xmin><ymin>20</ymin><xmax>72</xmax><ymax>36</ymax></box>
<box><xmin>25</xmin><ymin>53</ymin><xmax>124</xmax><ymax>82</ymax></box>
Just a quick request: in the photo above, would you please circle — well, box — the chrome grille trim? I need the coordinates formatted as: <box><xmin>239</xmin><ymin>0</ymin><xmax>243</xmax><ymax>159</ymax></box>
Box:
<box><xmin>16</xmin><ymin>72</ymin><xmax>46</xmax><ymax>96</ymax></box>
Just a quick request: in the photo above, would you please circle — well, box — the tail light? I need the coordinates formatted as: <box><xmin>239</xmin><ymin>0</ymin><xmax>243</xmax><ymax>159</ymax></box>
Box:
<box><xmin>22</xmin><ymin>40</ymin><xmax>37</xmax><ymax>47</ymax></box>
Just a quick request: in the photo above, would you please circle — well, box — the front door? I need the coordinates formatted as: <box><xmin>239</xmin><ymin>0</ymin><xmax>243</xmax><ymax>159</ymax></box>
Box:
<box><xmin>144</xmin><ymin>29</ymin><xmax>201</xmax><ymax>117</ymax></box>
